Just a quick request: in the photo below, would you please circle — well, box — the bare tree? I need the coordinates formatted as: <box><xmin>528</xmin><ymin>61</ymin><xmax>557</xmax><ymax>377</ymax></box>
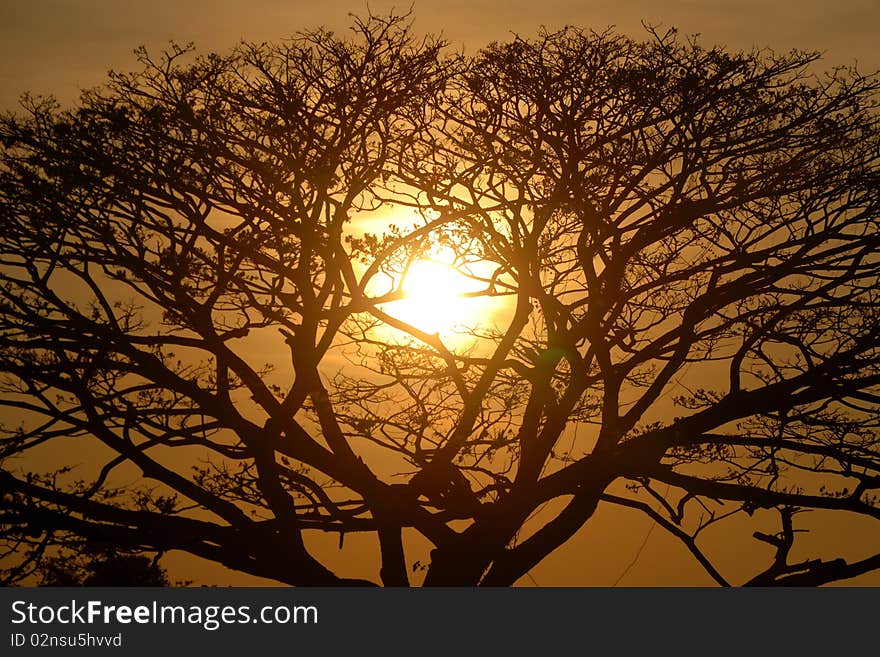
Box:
<box><xmin>1</xmin><ymin>15</ymin><xmax>878</xmax><ymax>586</ymax></box>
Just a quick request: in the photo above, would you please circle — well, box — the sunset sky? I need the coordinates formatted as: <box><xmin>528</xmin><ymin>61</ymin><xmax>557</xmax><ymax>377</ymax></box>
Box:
<box><xmin>2</xmin><ymin>1</ymin><xmax>879</xmax><ymax>587</ymax></box>
<box><xmin>2</xmin><ymin>0</ymin><xmax>879</xmax><ymax>111</ymax></box>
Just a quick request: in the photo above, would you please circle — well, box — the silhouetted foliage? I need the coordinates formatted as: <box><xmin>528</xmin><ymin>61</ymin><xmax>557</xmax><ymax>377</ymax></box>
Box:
<box><xmin>1</xmin><ymin>14</ymin><xmax>879</xmax><ymax>586</ymax></box>
<box><xmin>36</xmin><ymin>547</ymin><xmax>172</xmax><ymax>587</ymax></box>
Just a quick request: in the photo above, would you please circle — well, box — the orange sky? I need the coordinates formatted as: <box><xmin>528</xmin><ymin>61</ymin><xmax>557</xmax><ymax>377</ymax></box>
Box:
<box><xmin>2</xmin><ymin>0</ymin><xmax>879</xmax><ymax>110</ymax></box>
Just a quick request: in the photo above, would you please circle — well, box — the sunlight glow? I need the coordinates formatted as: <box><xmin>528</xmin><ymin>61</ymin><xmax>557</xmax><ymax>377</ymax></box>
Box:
<box><xmin>350</xmin><ymin>208</ymin><xmax>514</xmax><ymax>349</ymax></box>
<box><xmin>387</xmin><ymin>248</ymin><xmax>486</xmax><ymax>337</ymax></box>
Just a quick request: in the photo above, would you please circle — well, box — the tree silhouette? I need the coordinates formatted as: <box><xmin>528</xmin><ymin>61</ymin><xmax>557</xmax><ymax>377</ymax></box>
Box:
<box><xmin>1</xmin><ymin>15</ymin><xmax>878</xmax><ymax>586</ymax></box>
<box><xmin>35</xmin><ymin>546</ymin><xmax>174</xmax><ymax>587</ymax></box>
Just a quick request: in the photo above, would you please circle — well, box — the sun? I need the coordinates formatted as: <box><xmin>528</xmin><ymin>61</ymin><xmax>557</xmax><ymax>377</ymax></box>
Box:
<box><xmin>384</xmin><ymin>248</ymin><xmax>488</xmax><ymax>339</ymax></box>
<box><xmin>350</xmin><ymin>209</ymin><xmax>512</xmax><ymax>345</ymax></box>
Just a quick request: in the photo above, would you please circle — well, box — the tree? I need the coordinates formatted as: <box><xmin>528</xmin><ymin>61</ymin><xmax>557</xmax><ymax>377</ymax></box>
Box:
<box><xmin>1</xmin><ymin>14</ymin><xmax>879</xmax><ymax>586</ymax></box>
<box><xmin>35</xmin><ymin>546</ymin><xmax>174</xmax><ymax>587</ymax></box>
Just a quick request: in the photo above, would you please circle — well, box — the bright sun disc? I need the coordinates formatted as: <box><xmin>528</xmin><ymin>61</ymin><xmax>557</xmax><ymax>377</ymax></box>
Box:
<box><xmin>386</xmin><ymin>252</ymin><xmax>484</xmax><ymax>337</ymax></box>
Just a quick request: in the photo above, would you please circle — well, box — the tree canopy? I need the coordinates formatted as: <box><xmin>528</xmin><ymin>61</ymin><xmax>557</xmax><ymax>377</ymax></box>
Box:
<box><xmin>1</xmin><ymin>15</ymin><xmax>879</xmax><ymax>586</ymax></box>
<box><xmin>34</xmin><ymin>545</ymin><xmax>174</xmax><ymax>587</ymax></box>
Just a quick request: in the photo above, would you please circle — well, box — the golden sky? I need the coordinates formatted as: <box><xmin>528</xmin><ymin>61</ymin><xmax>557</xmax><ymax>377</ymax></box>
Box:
<box><xmin>2</xmin><ymin>0</ymin><xmax>879</xmax><ymax>110</ymax></box>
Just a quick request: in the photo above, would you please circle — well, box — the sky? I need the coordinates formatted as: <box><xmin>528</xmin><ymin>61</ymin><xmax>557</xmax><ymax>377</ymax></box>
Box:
<box><xmin>1</xmin><ymin>0</ymin><xmax>879</xmax><ymax>110</ymax></box>
<box><xmin>1</xmin><ymin>0</ymin><xmax>879</xmax><ymax>586</ymax></box>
